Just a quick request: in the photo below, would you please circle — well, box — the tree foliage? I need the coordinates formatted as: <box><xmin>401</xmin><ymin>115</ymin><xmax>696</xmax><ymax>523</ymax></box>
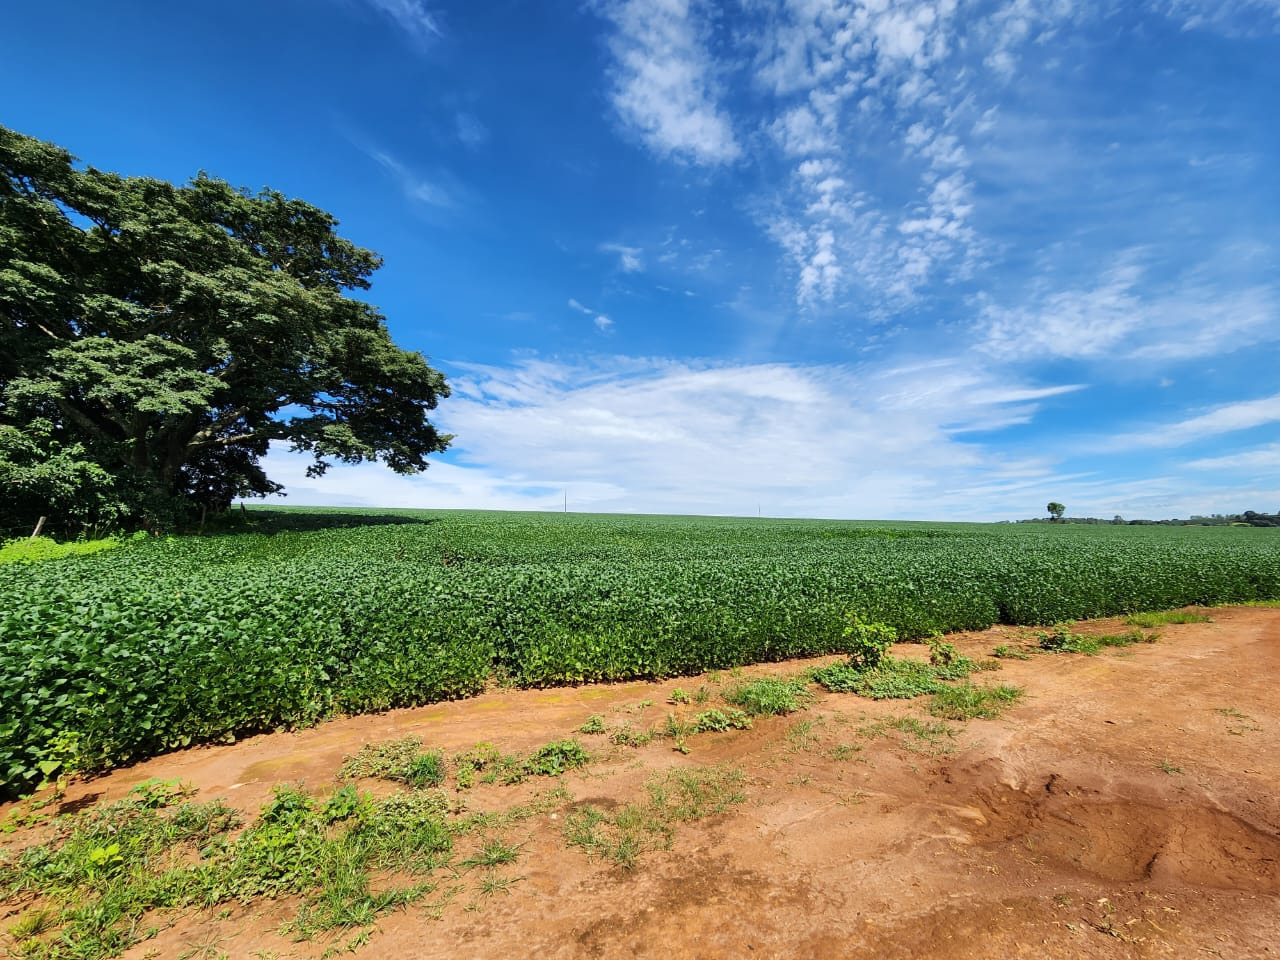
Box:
<box><xmin>1046</xmin><ymin>502</ymin><xmax>1065</xmax><ymax>522</ymax></box>
<box><xmin>0</xmin><ymin>125</ymin><xmax>450</xmax><ymax>533</ymax></box>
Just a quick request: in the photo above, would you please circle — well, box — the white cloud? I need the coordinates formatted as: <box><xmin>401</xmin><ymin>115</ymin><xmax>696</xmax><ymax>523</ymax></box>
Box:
<box><xmin>1106</xmin><ymin>392</ymin><xmax>1280</xmax><ymax>450</ymax></box>
<box><xmin>600</xmin><ymin>242</ymin><xmax>644</xmax><ymax>272</ymax></box>
<box><xmin>353</xmin><ymin>0</ymin><xmax>443</xmax><ymax>45</ymax></box>
<box><xmin>601</xmin><ymin>0</ymin><xmax>740</xmax><ymax>165</ymax></box>
<box><xmin>1188</xmin><ymin>443</ymin><xmax>1280</xmax><ymax>471</ymax></box>
<box><xmin>976</xmin><ymin>254</ymin><xmax>1278</xmax><ymax>361</ymax></box>
<box><xmin>258</xmin><ymin>355</ymin><xmax>1082</xmax><ymax>519</ymax></box>
<box><xmin>568</xmin><ymin>298</ymin><xmax>614</xmax><ymax>331</ymax></box>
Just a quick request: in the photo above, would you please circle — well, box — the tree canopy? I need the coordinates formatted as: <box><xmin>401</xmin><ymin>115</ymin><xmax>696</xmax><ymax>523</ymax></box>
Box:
<box><xmin>0</xmin><ymin>125</ymin><xmax>450</xmax><ymax>533</ymax></box>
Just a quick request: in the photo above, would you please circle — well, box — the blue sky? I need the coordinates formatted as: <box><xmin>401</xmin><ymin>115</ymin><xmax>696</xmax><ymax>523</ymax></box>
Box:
<box><xmin>4</xmin><ymin>0</ymin><xmax>1279</xmax><ymax>520</ymax></box>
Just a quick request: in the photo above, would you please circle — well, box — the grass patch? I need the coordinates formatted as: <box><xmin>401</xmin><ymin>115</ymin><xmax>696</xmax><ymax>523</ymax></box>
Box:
<box><xmin>927</xmin><ymin>683</ymin><xmax>1024</xmax><ymax>720</ymax></box>
<box><xmin>563</xmin><ymin>766</ymin><xmax>746</xmax><ymax>870</ymax></box>
<box><xmin>992</xmin><ymin>644</ymin><xmax>1032</xmax><ymax>660</ymax></box>
<box><xmin>721</xmin><ymin>677</ymin><xmax>814</xmax><ymax>716</ymax></box>
<box><xmin>1125</xmin><ymin>609</ymin><xmax>1212</xmax><ymax>628</ymax></box>
<box><xmin>1095</xmin><ymin>628</ymin><xmax>1159</xmax><ymax>648</ymax></box>
<box><xmin>1215</xmin><ymin>707</ymin><xmax>1262</xmax><ymax>735</ymax></box>
<box><xmin>857</xmin><ymin>717</ymin><xmax>956</xmax><ymax>755</ymax></box>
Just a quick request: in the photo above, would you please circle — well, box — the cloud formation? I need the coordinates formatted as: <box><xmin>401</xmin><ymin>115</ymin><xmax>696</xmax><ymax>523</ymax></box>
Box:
<box><xmin>976</xmin><ymin>254</ymin><xmax>1278</xmax><ymax>362</ymax></box>
<box><xmin>262</xmin><ymin>355</ymin><xmax>1083</xmax><ymax>519</ymax></box>
<box><xmin>600</xmin><ymin>0</ymin><xmax>741</xmax><ymax>164</ymax></box>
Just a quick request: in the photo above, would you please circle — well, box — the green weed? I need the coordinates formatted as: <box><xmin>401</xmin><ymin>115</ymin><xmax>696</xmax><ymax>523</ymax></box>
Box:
<box><xmin>1037</xmin><ymin>626</ymin><xmax>1099</xmax><ymax>654</ymax></box>
<box><xmin>523</xmin><ymin>739</ymin><xmax>590</xmax><ymax>777</ymax></box>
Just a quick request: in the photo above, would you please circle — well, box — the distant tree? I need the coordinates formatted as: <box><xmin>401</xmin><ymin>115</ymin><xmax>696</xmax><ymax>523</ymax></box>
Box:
<box><xmin>1112</xmin><ymin>515</ymin><xmax>1125</xmax><ymax>525</ymax></box>
<box><xmin>0</xmin><ymin>125</ymin><xmax>452</xmax><ymax>533</ymax></box>
<box><xmin>1046</xmin><ymin>502</ymin><xmax>1066</xmax><ymax>522</ymax></box>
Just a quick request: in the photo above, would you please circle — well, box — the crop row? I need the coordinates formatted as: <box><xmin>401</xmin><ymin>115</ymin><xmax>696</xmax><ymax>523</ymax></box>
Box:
<box><xmin>2</xmin><ymin>510</ymin><xmax>1277</xmax><ymax>797</ymax></box>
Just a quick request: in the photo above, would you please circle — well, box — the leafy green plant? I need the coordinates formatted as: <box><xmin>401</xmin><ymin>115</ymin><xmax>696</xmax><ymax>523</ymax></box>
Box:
<box><xmin>523</xmin><ymin>740</ymin><xmax>589</xmax><ymax>777</ymax></box>
<box><xmin>608</xmin><ymin>725</ymin><xmax>653</xmax><ymax>747</ymax></box>
<box><xmin>991</xmin><ymin>644</ymin><xmax>1032</xmax><ymax>660</ymax></box>
<box><xmin>578</xmin><ymin>715</ymin><xmax>606</xmax><ymax>735</ymax></box>
<box><xmin>841</xmin><ymin>615</ymin><xmax>897</xmax><ymax>670</ymax></box>
<box><xmin>690</xmin><ymin>708</ymin><xmax>753</xmax><ymax>732</ymax></box>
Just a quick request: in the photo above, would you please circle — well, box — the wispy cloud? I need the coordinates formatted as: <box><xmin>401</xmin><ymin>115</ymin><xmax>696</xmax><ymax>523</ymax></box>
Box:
<box><xmin>261</xmin><ymin>355</ymin><xmax>1081</xmax><ymax>519</ymax></box>
<box><xmin>975</xmin><ymin>252</ymin><xmax>1278</xmax><ymax>361</ymax></box>
<box><xmin>1105</xmin><ymin>392</ymin><xmax>1280</xmax><ymax>450</ymax></box>
<box><xmin>600</xmin><ymin>242</ymin><xmax>644</xmax><ymax>272</ymax></box>
<box><xmin>1188</xmin><ymin>443</ymin><xmax>1280</xmax><ymax>471</ymax></box>
<box><xmin>454</xmin><ymin>111</ymin><xmax>488</xmax><ymax>147</ymax></box>
<box><xmin>1159</xmin><ymin>0</ymin><xmax>1280</xmax><ymax>35</ymax></box>
<box><xmin>351</xmin><ymin>0</ymin><xmax>444</xmax><ymax>46</ymax></box>
<box><xmin>600</xmin><ymin>0</ymin><xmax>740</xmax><ymax>165</ymax></box>
<box><xmin>568</xmin><ymin>298</ymin><xmax>614</xmax><ymax>332</ymax></box>
<box><xmin>364</xmin><ymin>147</ymin><xmax>454</xmax><ymax>207</ymax></box>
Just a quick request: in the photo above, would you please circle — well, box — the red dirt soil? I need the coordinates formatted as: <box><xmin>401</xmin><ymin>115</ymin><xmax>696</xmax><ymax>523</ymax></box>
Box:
<box><xmin>4</xmin><ymin>607</ymin><xmax>1279</xmax><ymax>959</ymax></box>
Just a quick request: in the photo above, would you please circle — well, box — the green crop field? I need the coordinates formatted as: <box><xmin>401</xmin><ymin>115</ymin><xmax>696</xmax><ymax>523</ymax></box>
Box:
<box><xmin>2</xmin><ymin>507</ymin><xmax>1277</xmax><ymax>798</ymax></box>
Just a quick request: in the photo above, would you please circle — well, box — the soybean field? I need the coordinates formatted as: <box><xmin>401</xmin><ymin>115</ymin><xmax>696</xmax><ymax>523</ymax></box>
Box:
<box><xmin>2</xmin><ymin>508</ymin><xmax>1277</xmax><ymax>798</ymax></box>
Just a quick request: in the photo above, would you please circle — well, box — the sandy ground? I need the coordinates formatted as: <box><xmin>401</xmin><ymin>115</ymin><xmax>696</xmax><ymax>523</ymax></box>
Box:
<box><xmin>3</xmin><ymin>607</ymin><xmax>1278</xmax><ymax>959</ymax></box>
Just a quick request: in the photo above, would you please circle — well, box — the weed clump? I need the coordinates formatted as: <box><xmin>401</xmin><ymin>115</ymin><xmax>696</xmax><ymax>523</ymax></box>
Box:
<box><xmin>690</xmin><ymin>708</ymin><xmax>753</xmax><ymax>732</ymax></box>
<box><xmin>814</xmin><ymin>616</ymin><xmax>985</xmax><ymax>700</ymax></box>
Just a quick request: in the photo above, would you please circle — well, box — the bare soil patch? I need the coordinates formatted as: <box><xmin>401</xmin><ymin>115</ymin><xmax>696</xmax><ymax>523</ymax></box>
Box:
<box><xmin>4</xmin><ymin>607</ymin><xmax>1278</xmax><ymax>959</ymax></box>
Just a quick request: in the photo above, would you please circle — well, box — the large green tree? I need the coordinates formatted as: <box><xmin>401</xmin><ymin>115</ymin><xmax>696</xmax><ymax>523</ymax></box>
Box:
<box><xmin>0</xmin><ymin>125</ymin><xmax>451</xmax><ymax>532</ymax></box>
